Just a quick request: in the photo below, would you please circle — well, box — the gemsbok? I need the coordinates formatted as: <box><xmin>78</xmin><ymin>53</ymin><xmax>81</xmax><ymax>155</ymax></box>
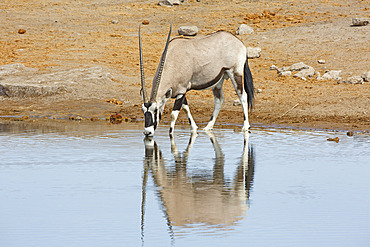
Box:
<box><xmin>139</xmin><ymin>25</ymin><xmax>254</xmax><ymax>136</ymax></box>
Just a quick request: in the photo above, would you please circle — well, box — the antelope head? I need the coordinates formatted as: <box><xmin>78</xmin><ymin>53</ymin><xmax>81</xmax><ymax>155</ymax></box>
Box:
<box><xmin>139</xmin><ymin>25</ymin><xmax>172</xmax><ymax>136</ymax></box>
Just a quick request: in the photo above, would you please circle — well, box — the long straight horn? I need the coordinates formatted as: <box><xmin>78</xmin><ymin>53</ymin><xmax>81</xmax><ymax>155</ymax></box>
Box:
<box><xmin>150</xmin><ymin>25</ymin><xmax>172</xmax><ymax>102</ymax></box>
<box><xmin>139</xmin><ymin>24</ymin><xmax>148</xmax><ymax>103</ymax></box>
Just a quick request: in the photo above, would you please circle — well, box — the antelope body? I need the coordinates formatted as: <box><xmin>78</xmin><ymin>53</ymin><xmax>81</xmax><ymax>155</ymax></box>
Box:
<box><xmin>140</xmin><ymin>26</ymin><xmax>254</xmax><ymax>136</ymax></box>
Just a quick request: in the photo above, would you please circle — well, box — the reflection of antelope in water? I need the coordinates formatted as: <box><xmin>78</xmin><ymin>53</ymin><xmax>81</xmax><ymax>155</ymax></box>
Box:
<box><xmin>141</xmin><ymin>132</ymin><xmax>255</xmax><ymax>238</ymax></box>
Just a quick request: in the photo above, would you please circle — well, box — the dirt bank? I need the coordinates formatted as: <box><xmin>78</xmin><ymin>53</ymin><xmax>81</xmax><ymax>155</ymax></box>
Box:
<box><xmin>0</xmin><ymin>0</ymin><xmax>369</xmax><ymax>132</ymax></box>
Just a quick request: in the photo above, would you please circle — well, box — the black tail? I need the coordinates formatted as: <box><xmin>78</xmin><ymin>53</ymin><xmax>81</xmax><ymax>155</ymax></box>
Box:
<box><xmin>244</xmin><ymin>56</ymin><xmax>254</xmax><ymax>110</ymax></box>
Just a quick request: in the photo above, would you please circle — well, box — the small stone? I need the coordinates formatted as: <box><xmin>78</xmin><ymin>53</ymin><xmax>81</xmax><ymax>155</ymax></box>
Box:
<box><xmin>256</xmin><ymin>88</ymin><xmax>262</xmax><ymax>93</ymax></box>
<box><xmin>352</xmin><ymin>18</ymin><xmax>369</xmax><ymax>26</ymax></box>
<box><xmin>247</xmin><ymin>47</ymin><xmax>261</xmax><ymax>59</ymax></box>
<box><xmin>235</xmin><ymin>24</ymin><xmax>254</xmax><ymax>35</ymax></box>
<box><xmin>327</xmin><ymin>137</ymin><xmax>339</xmax><ymax>143</ymax></box>
<box><xmin>294</xmin><ymin>66</ymin><xmax>315</xmax><ymax>78</ymax></box>
<box><xmin>18</xmin><ymin>29</ymin><xmax>26</xmax><ymax>34</ymax></box>
<box><xmin>319</xmin><ymin>70</ymin><xmax>342</xmax><ymax>81</ymax></box>
<box><xmin>110</xmin><ymin>113</ymin><xmax>123</xmax><ymax>124</ymax></box>
<box><xmin>347</xmin><ymin>131</ymin><xmax>354</xmax><ymax>137</ymax></box>
<box><xmin>289</xmin><ymin>62</ymin><xmax>309</xmax><ymax>71</ymax></box>
<box><xmin>318</xmin><ymin>60</ymin><xmax>326</xmax><ymax>64</ymax></box>
<box><xmin>270</xmin><ymin>65</ymin><xmax>278</xmax><ymax>70</ymax></box>
<box><xmin>142</xmin><ymin>20</ymin><xmax>149</xmax><ymax>25</ymax></box>
<box><xmin>111</xmin><ymin>20</ymin><xmax>119</xmax><ymax>24</ymax></box>
<box><xmin>159</xmin><ymin>0</ymin><xmax>180</xmax><ymax>6</ymax></box>
<box><xmin>178</xmin><ymin>26</ymin><xmax>198</xmax><ymax>36</ymax></box>
<box><xmin>233</xmin><ymin>99</ymin><xmax>241</xmax><ymax>106</ymax></box>
<box><xmin>345</xmin><ymin>75</ymin><xmax>364</xmax><ymax>84</ymax></box>
<box><xmin>278</xmin><ymin>71</ymin><xmax>292</xmax><ymax>77</ymax></box>
<box><xmin>277</xmin><ymin>66</ymin><xmax>290</xmax><ymax>74</ymax></box>
<box><xmin>361</xmin><ymin>71</ymin><xmax>370</xmax><ymax>82</ymax></box>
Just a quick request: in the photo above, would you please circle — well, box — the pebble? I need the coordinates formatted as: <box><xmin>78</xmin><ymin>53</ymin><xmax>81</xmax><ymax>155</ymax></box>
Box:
<box><xmin>235</xmin><ymin>24</ymin><xmax>254</xmax><ymax>35</ymax></box>
<box><xmin>327</xmin><ymin>137</ymin><xmax>339</xmax><ymax>143</ymax></box>
<box><xmin>361</xmin><ymin>71</ymin><xmax>370</xmax><ymax>82</ymax></box>
<box><xmin>318</xmin><ymin>59</ymin><xmax>326</xmax><ymax>64</ymax></box>
<box><xmin>278</xmin><ymin>71</ymin><xmax>292</xmax><ymax>77</ymax></box>
<box><xmin>18</xmin><ymin>29</ymin><xmax>26</xmax><ymax>34</ymax></box>
<box><xmin>352</xmin><ymin>18</ymin><xmax>369</xmax><ymax>26</ymax></box>
<box><xmin>347</xmin><ymin>131</ymin><xmax>354</xmax><ymax>137</ymax></box>
<box><xmin>142</xmin><ymin>20</ymin><xmax>150</xmax><ymax>25</ymax></box>
<box><xmin>111</xmin><ymin>20</ymin><xmax>119</xmax><ymax>24</ymax></box>
<box><xmin>293</xmin><ymin>66</ymin><xmax>315</xmax><ymax>78</ymax></box>
<box><xmin>318</xmin><ymin>70</ymin><xmax>342</xmax><ymax>81</ymax></box>
<box><xmin>178</xmin><ymin>26</ymin><xmax>198</xmax><ymax>36</ymax></box>
<box><xmin>159</xmin><ymin>0</ymin><xmax>180</xmax><ymax>6</ymax></box>
<box><xmin>289</xmin><ymin>62</ymin><xmax>309</xmax><ymax>71</ymax></box>
<box><xmin>344</xmin><ymin>75</ymin><xmax>364</xmax><ymax>84</ymax></box>
<box><xmin>247</xmin><ymin>47</ymin><xmax>261</xmax><ymax>59</ymax></box>
<box><xmin>233</xmin><ymin>99</ymin><xmax>241</xmax><ymax>106</ymax></box>
<box><xmin>270</xmin><ymin>65</ymin><xmax>278</xmax><ymax>70</ymax></box>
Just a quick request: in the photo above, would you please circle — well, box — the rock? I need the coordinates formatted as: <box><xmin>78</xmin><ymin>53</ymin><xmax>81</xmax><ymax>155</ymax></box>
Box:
<box><xmin>289</xmin><ymin>62</ymin><xmax>309</xmax><ymax>71</ymax></box>
<box><xmin>233</xmin><ymin>99</ymin><xmax>241</xmax><ymax>106</ymax></box>
<box><xmin>111</xmin><ymin>20</ymin><xmax>119</xmax><ymax>24</ymax></box>
<box><xmin>142</xmin><ymin>20</ymin><xmax>150</xmax><ymax>25</ymax></box>
<box><xmin>247</xmin><ymin>47</ymin><xmax>261</xmax><ymax>59</ymax></box>
<box><xmin>235</xmin><ymin>24</ymin><xmax>254</xmax><ymax>35</ymax></box>
<box><xmin>110</xmin><ymin>113</ymin><xmax>123</xmax><ymax>124</ymax></box>
<box><xmin>293</xmin><ymin>66</ymin><xmax>315</xmax><ymax>78</ymax></box>
<box><xmin>0</xmin><ymin>84</ymin><xmax>69</xmax><ymax>97</ymax></box>
<box><xmin>352</xmin><ymin>18</ymin><xmax>369</xmax><ymax>26</ymax></box>
<box><xmin>277</xmin><ymin>66</ymin><xmax>290</xmax><ymax>74</ymax></box>
<box><xmin>159</xmin><ymin>0</ymin><xmax>180</xmax><ymax>6</ymax></box>
<box><xmin>0</xmin><ymin>66</ymin><xmax>116</xmax><ymax>98</ymax></box>
<box><xmin>318</xmin><ymin>70</ymin><xmax>342</xmax><ymax>81</ymax></box>
<box><xmin>270</xmin><ymin>65</ymin><xmax>278</xmax><ymax>70</ymax></box>
<box><xmin>318</xmin><ymin>60</ymin><xmax>326</xmax><ymax>64</ymax></box>
<box><xmin>178</xmin><ymin>26</ymin><xmax>198</xmax><ymax>36</ymax></box>
<box><xmin>18</xmin><ymin>29</ymin><xmax>26</xmax><ymax>34</ymax></box>
<box><xmin>327</xmin><ymin>137</ymin><xmax>339</xmax><ymax>143</ymax></box>
<box><xmin>347</xmin><ymin>131</ymin><xmax>354</xmax><ymax>137</ymax></box>
<box><xmin>345</xmin><ymin>75</ymin><xmax>364</xmax><ymax>84</ymax></box>
<box><xmin>0</xmin><ymin>63</ymin><xmax>38</xmax><ymax>76</ymax></box>
<box><xmin>256</xmin><ymin>88</ymin><xmax>262</xmax><ymax>93</ymax></box>
<box><xmin>278</xmin><ymin>71</ymin><xmax>292</xmax><ymax>77</ymax></box>
<box><xmin>361</xmin><ymin>71</ymin><xmax>370</xmax><ymax>82</ymax></box>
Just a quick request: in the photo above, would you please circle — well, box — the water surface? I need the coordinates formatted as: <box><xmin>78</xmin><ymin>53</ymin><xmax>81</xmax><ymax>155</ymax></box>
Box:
<box><xmin>0</xmin><ymin>121</ymin><xmax>369</xmax><ymax>247</ymax></box>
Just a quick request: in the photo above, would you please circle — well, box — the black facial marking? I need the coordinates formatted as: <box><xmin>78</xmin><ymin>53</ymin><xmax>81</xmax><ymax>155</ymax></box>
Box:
<box><xmin>153</xmin><ymin>109</ymin><xmax>158</xmax><ymax>130</ymax></box>
<box><xmin>144</xmin><ymin>112</ymin><xmax>153</xmax><ymax>127</ymax></box>
<box><xmin>144</xmin><ymin>102</ymin><xmax>152</xmax><ymax>109</ymax></box>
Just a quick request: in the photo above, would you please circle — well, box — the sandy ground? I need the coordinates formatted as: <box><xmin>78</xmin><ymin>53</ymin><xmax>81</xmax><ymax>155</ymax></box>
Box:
<box><xmin>0</xmin><ymin>0</ymin><xmax>369</xmax><ymax>132</ymax></box>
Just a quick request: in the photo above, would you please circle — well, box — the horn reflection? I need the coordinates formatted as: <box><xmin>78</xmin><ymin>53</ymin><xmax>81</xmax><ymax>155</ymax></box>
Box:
<box><xmin>142</xmin><ymin>131</ymin><xmax>255</xmax><ymax>240</ymax></box>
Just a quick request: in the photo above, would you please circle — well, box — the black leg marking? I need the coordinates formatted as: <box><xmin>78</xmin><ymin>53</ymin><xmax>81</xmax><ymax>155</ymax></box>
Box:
<box><xmin>173</xmin><ymin>95</ymin><xmax>185</xmax><ymax>111</ymax></box>
<box><xmin>235</xmin><ymin>75</ymin><xmax>243</xmax><ymax>93</ymax></box>
<box><xmin>183</xmin><ymin>96</ymin><xmax>188</xmax><ymax>106</ymax></box>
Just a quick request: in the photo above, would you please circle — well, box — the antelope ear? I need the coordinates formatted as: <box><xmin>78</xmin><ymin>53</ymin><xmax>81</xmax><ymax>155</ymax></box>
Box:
<box><xmin>165</xmin><ymin>88</ymin><xmax>172</xmax><ymax>99</ymax></box>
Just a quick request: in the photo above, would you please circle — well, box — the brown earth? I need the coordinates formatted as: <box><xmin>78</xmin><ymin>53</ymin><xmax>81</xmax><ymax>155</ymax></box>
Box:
<box><xmin>0</xmin><ymin>0</ymin><xmax>369</xmax><ymax>133</ymax></box>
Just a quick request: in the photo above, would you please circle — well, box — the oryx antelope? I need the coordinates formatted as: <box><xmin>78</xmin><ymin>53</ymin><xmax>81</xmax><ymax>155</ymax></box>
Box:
<box><xmin>140</xmin><ymin>25</ymin><xmax>254</xmax><ymax>136</ymax></box>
